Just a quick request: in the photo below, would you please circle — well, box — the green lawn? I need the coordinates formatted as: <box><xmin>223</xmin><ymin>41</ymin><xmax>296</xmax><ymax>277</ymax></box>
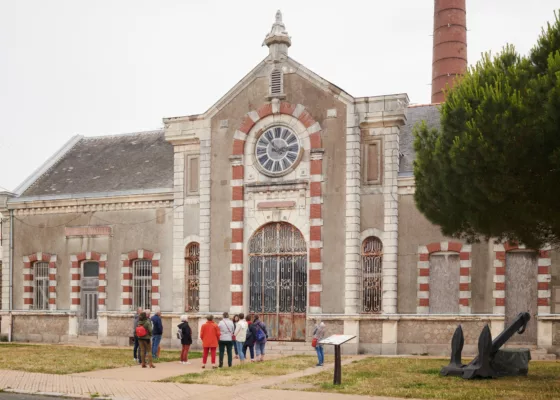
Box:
<box><xmin>0</xmin><ymin>343</ymin><xmax>200</xmax><ymax>374</ymax></box>
<box><xmin>163</xmin><ymin>355</ymin><xmax>332</xmax><ymax>386</ymax></box>
<box><xmin>279</xmin><ymin>357</ymin><xmax>560</xmax><ymax>400</ymax></box>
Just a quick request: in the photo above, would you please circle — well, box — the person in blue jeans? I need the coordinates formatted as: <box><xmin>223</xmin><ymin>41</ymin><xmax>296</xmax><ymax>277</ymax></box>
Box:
<box><xmin>151</xmin><ymin>307</ymin><xmax>163</xmax><ymax>359</ymax></box>
<box><xmin>313</xmin><ymin>321</ymin><xmax>326</xmax><ymax>366</ymax></box>
<box><xmin>132</xmin><ymin>307</ymin><xmax>142</xmax><ymax>364</ymax></box>
<box><xmin>252</xmin><ymin>315</ymin><xmax>268</xmax><ymax>362</ymax></box>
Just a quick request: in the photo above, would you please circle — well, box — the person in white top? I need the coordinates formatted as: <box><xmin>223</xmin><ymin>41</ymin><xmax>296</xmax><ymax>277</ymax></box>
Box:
<box><xmin>233</xmin><ymin>313</ymin><xmax>248</xmax><ymax>363</ymax></box>
<box><xmin>217</xmin><ymin>312</ymin><xmax>235</xmax><ymax>367</ymax></box>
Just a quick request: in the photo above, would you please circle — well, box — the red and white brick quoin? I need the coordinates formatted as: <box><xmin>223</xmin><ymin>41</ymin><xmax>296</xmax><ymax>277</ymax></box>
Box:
<box><xmin>23</xmin><ymin>252</ymin><xmax>57</xmax><ymax>310</ymax></box>
<box><xmin>230</xmin><ymin>100</ymin><xmax>323</xmax><ymax>313</ymax></box>
<box><xmin>417</xmin><ymin>241</ymin><xmax>472</xmax><ymax>314</ymax></box>
<box><xmin>70</xmin><ymin>252</ymin><xmax>108</xmax><ymax>312</ymax></box>
<box><xmin>492</xmin><ymin>242</ymin><xmax>552</xmax><ymax>315</ymax></box>
<box><xmin>120</xmin><ymin>249</ymin><xmax>161</xmax><ymax>311</ymax></box>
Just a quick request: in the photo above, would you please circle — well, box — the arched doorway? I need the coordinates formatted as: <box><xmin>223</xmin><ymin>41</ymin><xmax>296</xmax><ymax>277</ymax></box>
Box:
<box><xmin>249</xmin><ymin>222</ymin><xmax>307</xmax><ymax>341</ymax></box>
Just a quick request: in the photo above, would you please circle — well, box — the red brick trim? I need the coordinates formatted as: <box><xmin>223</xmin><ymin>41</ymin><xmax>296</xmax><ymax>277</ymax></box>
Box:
<box><xmin>492</xmin><ymin>242</ymin><xmax>551</xmax><ymax>314</ymax></box>
<box><xmin>22</xmin><ymin>252</ymin><xmax>57</xmax><ymax>310</ymax></box>
<box><xmin>120</xmin><ymin>249</ymin><xmax>161</xmax><ymax>311</ymax></box>
<box><xmin>69</xmin><ymin>252</ymin><xmax>107</xmax><ymax>311</ymax></box>
<box><xmin>230</xmin><ymin>101</ymin><xmax>323</xmax><ymax>312</ymax></box>
<box><xmin>416</xmin><ymin>242</ymin><xmax>471</xmax><ymax>314</ymax></box>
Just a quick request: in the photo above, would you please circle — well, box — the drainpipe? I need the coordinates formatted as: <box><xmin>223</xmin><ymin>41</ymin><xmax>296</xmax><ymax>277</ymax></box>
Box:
<box><xmin>8</xmin><ymin>209</ymin><xmax>13</xmax><ymax>342</ymax></box>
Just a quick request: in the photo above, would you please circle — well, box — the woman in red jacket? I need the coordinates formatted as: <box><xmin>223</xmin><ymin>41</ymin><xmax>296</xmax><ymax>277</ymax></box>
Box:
<box><xmin>199</xmin><ymin>314</ymin><xmax>221</xmax><ymax>369</ymax></box>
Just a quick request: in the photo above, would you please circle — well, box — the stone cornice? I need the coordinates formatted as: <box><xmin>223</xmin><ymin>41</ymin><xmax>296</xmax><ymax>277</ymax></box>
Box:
<box><xmin>9</xmin><ymin>192</ymin><xmax>174</xmax><ymax>215</ymax></box>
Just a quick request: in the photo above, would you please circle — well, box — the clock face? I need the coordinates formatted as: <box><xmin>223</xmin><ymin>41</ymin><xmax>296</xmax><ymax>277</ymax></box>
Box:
<box><xmin>255</xmin><ymin>126</ymin><xmax>301</xmax><ymax>175</ymax></box>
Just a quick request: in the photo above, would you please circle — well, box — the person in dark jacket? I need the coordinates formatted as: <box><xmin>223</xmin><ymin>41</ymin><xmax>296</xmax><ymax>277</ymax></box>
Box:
<box><xmin>243</xmin><ymin>314</ymin><xmax>255</xmax><ymax>362</ymax></box>
<box><xmin>177</xmin><ymin>315</ymin><xmax>193</xmax><ymax>364</ymax></box>
<box><xmin>150</xmin><ymin>307</ymin><xmax>163</xmax><ymax>359</ymax></box>
<box><xmin>137</xmin><ymin>312</ymin><xmax>155</xmax><ymax>368</ymax></box>
<box><xmin>253</xmin><ymin>315</ymin><xmax>268</xmax><ymax>362</ymax></box>
<box><xmin>133</xmin><ymin>307</ymin><xmax>142</xmax><ymax>364</ymax></box>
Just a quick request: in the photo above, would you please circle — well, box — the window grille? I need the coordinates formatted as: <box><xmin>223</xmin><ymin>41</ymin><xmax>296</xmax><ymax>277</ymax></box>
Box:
<box><xmin>133</xmin><ymin>259</ymin><xmax>152</xmax><ymax>310</ymax></box>
<box><xmin>33</xmin><ymin>262</ymin><xmax>49</xmax><ymax>310</ymax></box>
<box><xmin>185</xmin><ymin>243</ymin><xmax>200</xmax><ymax>312</ymax></box>
<box><xmin>270</xmin><ymin>69</ymin><xmax>283</xmax><ymax>95</ymax></box>
<box><xmin>362</xmin><ymin>237</ymin><xmax>383</xmax><ymax>313</ymax></box>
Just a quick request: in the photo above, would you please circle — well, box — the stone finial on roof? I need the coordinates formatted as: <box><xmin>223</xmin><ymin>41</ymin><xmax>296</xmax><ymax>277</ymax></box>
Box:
<box><xmin>263</xmin><ymin>10</ymin><xmax>291</xmax><ymax>61</ymax></box>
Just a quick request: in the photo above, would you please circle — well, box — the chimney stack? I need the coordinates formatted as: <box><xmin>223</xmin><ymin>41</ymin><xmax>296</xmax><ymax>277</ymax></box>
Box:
<box><xmin>431</xmin><ymin>0</ymin><xmax>467</xmax><ymax>103</ymax></box>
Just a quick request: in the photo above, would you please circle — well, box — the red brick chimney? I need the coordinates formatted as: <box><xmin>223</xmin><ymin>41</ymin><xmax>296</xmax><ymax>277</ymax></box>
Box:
<box><xmin>431</xmin><ymin>0</ymin><xmax>467</xmax><ymax>103</ymax></box>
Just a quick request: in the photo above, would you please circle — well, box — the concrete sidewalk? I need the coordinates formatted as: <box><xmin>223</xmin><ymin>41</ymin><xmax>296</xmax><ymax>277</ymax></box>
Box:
<box><xmin>0</xmin><ymin>356</ymin><xmax>414</xmax><ymax>400</ymax></box>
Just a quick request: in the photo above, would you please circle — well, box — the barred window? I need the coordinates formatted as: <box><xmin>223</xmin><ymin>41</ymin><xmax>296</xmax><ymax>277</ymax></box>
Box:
<box><xmin>133</xmin><ymin>259</ymin><xmax>152</xmax><ymax>310</ymax></box>
<box><xmin>185</xmin><ymin>243</ymin><xmax>200</xmax><ymax>312</ymax></box>
<box><xmin>361</xmin><ymin>237</ymin><xmax>383</xmax><ymax>313</ymax></box>
<box><xmin>33</xmin><ymin>262</ymin><xmax>49</xmax><ymax>310</ymax></box>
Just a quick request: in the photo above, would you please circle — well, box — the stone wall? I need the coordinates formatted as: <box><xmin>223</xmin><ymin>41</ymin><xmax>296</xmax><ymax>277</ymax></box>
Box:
<box><xmin>12</xmin><ymin>314</ymin><xmax>69</xmax><ymax>342</ymax></box>
<box><xmin>553</xmin><ymin>322</ymin><xmax>560</xmax><ymax>346</ymax></box>
<box><xmin>359</xmin><ymin>320</ymin><xmax>383</xmax><ymax>343</ymax></box>
<box><xmin>397</xmin><ymin>319</ymin><xmax>491</xmax><ymax>356</ymax></box>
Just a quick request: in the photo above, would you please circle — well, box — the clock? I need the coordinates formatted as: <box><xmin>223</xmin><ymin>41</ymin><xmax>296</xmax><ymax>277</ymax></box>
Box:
<box><xmin>255</xmin><ymin>126</ymin><xmax>301</xmax><ymax>176</ymax></box>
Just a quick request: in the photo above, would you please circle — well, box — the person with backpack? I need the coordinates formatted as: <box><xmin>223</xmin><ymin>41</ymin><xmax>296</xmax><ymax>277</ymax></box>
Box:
<box><xmin>177</xmin><ymin>315</ymin><xmax>193</xmax><ymax>365</ymax></box>
<box><xmin>136</xmin><ymin>312</ymin><xmax>155</xmax><ymax>368</ymax></box>
<box><xmin>233</xmin><ymin>313</ymin><xmax>248</xmax><ymax>363</ymax></box>
<box><xmin>217</xmin><ymin>312</ymin><xmax>235</xmax><ymax>368</ymax></box>
<box><xmin>252</xmin><ymin>315</ymin><xmax>268</xmax><ymax>362</ymax></box>
<box><xmin>312</xmin><ymin>321</ymin><xmax>326</xmax><ymax>367</ymax></box>
<box><xmin>243</xmin><ymin>314</ymin><xmax>255</xmax><ymax>362</ymax></box>
<box><xmin>200</xmin><ymin>314</ymin><xmax>220</xmax><ymax>369</ymax></box>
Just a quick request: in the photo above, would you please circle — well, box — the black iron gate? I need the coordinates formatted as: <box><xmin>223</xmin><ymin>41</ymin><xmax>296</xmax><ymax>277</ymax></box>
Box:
<box><xmin>249</xmin><ymin>222</ymin><xmax>307</xmax><ymax>341</ymax></box>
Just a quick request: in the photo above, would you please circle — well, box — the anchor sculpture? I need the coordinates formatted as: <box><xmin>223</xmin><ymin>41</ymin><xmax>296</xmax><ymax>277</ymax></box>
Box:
<box><xmin>441</xmin><ymin>312</ymin><xmax>531</xmax><ymax>379</ymax></box>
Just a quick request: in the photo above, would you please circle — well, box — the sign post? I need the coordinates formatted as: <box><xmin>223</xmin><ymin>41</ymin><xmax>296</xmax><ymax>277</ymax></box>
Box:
<box><xmin>319</xmin><ymin>334</ymin><xmax>356</xmax><ymax>385</ymax></box>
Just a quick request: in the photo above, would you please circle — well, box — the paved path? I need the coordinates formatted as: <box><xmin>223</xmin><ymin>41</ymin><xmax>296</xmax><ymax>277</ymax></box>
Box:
<box><xmin>72</xmin><ymin>354</ymin><xmax>284</xmax><ymax>381</ymax></box>
<box><xmin>0</xmin><ymin>356</ymin><xmax>415</xmax><ymax>400</ymax></box>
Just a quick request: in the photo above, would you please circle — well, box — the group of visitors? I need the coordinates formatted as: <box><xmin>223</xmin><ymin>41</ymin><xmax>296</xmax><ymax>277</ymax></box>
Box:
<box><xmin>200</xmin><ymin>312</ymin><xmax>267</xmax><ymax>369</ymax></box>
<box><xmin>132</xmin><ymin>306</ymin><xmax>172</xmax><ymax>368</ymax></box>
<box><xmin>132</xmin><ymin>307</ymin><xmax>326</xmax><ymax>369</ymax></box>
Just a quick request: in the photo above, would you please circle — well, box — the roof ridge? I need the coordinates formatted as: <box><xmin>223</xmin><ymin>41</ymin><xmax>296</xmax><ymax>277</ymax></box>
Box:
<box><xmin>83</xmin><ymin>129</ymin><xmax>164</xmax><ymax>140</ymax></box>
<box><xmin>408</xmin><ymin>103</ymin><xmax>441</xmax><ymax>108</ymax></box>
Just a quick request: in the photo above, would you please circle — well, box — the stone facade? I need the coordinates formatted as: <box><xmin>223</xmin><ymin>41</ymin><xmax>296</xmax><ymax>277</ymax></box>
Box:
<box><xmin>0</xmin><ymin>11</ymin><xmax>558</xmax><ymax>357</ymax></box>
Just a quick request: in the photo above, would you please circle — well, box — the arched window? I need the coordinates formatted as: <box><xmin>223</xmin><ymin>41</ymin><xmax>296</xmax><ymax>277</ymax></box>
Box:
<box><xmin>361</xmin><ymin>236</ymin><xmax>383</xmax><ymax>313</ymax></box>
<box><xmin>270</xmin><ymin>69</ymin><xmax>283</xmax><ymax>96</ymax></box>
<box><xmin>185</xmin><ymin>243</ymin><xmax>200</xmax><ymax>312</ymax></box>
<box><xmin>33</xmin><ymin>262</ymin><xmax>49</xmax><ymax>310</ymax></box>
<box><xmin>133</xmin><ymin>259</ymin><xmax>152</xmax><ymax>310</ymax></box>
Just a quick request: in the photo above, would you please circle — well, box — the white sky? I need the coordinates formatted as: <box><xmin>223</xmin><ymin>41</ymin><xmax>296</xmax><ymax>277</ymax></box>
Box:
<box><xmin>0</xmin><ymin>0</ymin><xmax>558</xmax><ymax>191</ymax></box>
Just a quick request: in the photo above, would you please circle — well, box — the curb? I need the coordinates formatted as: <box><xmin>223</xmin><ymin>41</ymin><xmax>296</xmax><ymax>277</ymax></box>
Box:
<box><xmin>3</xmin><ymin>388</ymin><xmax>113</xmax><ymax>400</ymax></box>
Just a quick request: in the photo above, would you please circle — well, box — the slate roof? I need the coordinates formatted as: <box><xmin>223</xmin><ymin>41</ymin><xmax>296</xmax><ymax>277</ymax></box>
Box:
<box><xmin>399</xmin><ymin>104</ymin><xmax>441</xmax><ymax>174</ymax></box>
<box><xmin>22</xmin><ymin>131</ymin><xmax>173</xmax><ymax>197</ymax></box>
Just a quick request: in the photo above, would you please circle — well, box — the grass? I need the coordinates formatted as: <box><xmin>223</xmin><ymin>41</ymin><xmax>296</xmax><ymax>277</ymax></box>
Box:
<box><xmin>280</xmin><ymin>357</ymin><xmax>560</xmax><ymax>400</ymax></box>
<box><xmin>0</xmin><ymin>343</ymin><xmax>201</xmax><ymax>375</ymax></box>
<box><xmin>163</xmin><ymin>355</ymin><xmax>332</xmax><ymax>386</ymax></box>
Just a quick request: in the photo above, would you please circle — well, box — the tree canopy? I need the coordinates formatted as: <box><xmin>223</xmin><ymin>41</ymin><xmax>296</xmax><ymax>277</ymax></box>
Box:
<box><xmin>413</xmin><ymin>11</ymin><xmax>560</xmax><ymax>249</ymax></box>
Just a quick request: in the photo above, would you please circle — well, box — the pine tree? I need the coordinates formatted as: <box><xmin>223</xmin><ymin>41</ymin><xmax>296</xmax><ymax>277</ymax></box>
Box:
<box><xmin>413</xmin><ymin>11</ymin><xmax>560</xmax><ymax>249</ymax></box>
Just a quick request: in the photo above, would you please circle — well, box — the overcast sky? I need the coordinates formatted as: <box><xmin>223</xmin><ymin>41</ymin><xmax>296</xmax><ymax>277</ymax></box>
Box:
<box><xmin>0</xmin><ymin>0</ymin><xmax>558</xmax><ymax>191</ymax></box>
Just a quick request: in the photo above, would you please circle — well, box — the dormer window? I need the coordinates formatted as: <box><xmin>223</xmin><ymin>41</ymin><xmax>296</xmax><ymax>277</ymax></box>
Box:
<box><xmin>270</xmin><ymin>69</ymin><xmax>283</xmax><ymax>96</ymax></box>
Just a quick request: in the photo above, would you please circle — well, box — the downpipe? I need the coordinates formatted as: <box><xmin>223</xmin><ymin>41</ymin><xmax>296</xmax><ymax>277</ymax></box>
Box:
<box><xmin>8</xmin><ymin>209</ymin><xmax>13</xmax><ymax>342</ymax></box>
